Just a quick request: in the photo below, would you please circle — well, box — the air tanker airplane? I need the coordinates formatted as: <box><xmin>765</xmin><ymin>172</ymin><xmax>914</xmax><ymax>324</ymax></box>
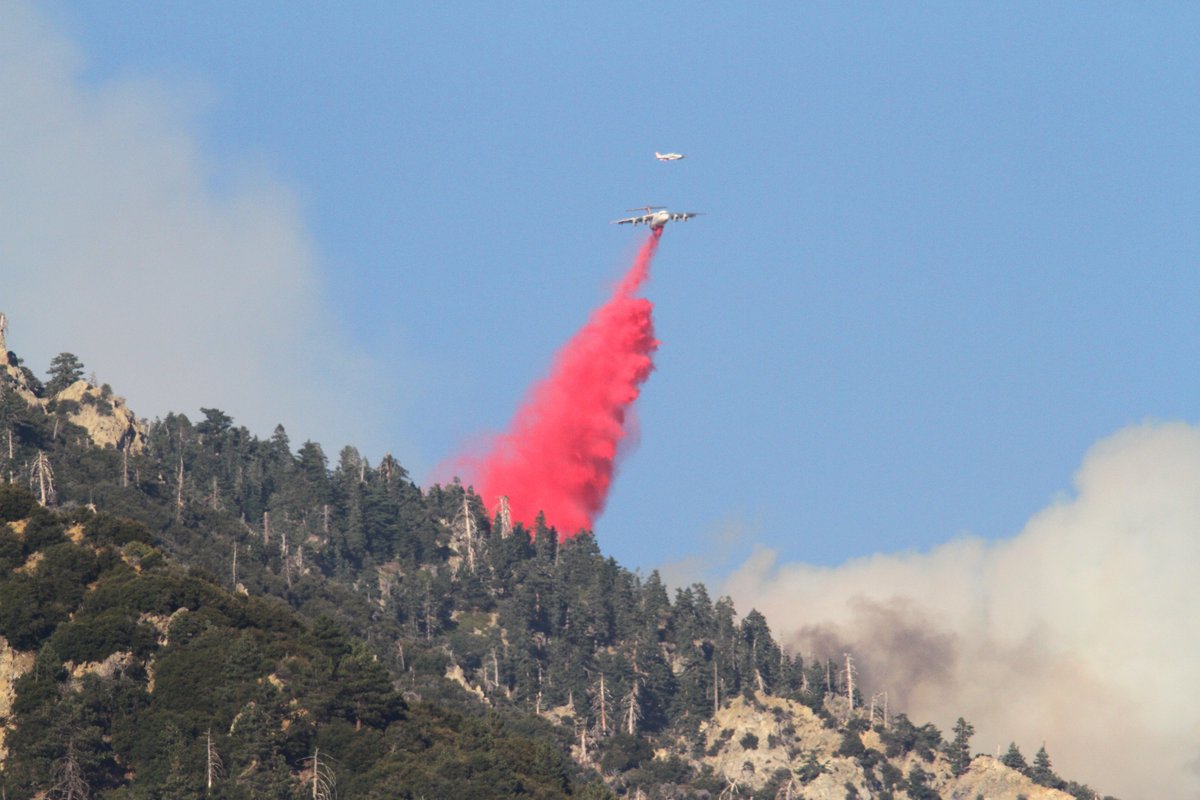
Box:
<box><xmin>655</xmin><ymin>152</ymin><xmax>685</xmax><ymax>161</ymax></box>
<box><xmin>611</xmin><ymin>206</ymin><xmax>704</xmax><ymax>230</ymax></box>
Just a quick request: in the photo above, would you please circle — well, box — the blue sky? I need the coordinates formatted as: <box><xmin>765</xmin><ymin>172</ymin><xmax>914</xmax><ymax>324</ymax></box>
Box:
<box><xmin>10</xmin><ymin>5</ymin><xmax>1200</xmax><ymax>792</ymax></box>
<box><xmin>19</xmin><ymin>2</ymin><xmax>1200</xmax><ymax>573</ymax></box>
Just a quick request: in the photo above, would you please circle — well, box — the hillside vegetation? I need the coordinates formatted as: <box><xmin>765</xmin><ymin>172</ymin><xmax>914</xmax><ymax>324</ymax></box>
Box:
<box><xmin>0</xmin><ymin>343</ymin><xmax>1114</xmax><ymax>799</ymax></box>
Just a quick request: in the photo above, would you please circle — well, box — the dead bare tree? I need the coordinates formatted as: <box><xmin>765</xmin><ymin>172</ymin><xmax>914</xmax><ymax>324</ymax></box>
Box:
<box><xmin>623</xmin><ymin>646</ymin><xmax>645</xmax><ymax>735</ymax></box>
<box><xmin>205</xmin><ymin>728</ymin><xmax>225</xmax><ymax>794</ymax></box>
<box><xmin>590</xmin><ymin>672</ymin><xmax>611</xmax><ymax>737</ymax></box>
<box><xmin>622</xmin><ymin>677</ymin><xmax>642</xmax><ymax>736</ymax></box>
<box><xmin>843</xmin><ymin>653</ymin><xmax>856</xmax><ymax>714</ymax></box>
<box><xmin>280</xmin><ymin>524</ymin><xmax>292</xmax><ymax>589</ymax></box>
<box><xmin>869</xmin><ymin>691</ymin><xmax>889</xmax><ymax>729</ymax></box>
<box><xmin>496</xmin><ymin>495</ymin><xmax>513</xmax><ymax>539</ymax></box>
<box><xmin>208</xmin><ymin>475</ymin><xmax>221</xmax><ymax>510</ymax></box>
<box><xmin>303</xmin><ymin>747</ymin><xmax>337</xmax><ymax>800</ymax></box>
<box><xmin>713</xmin><ymin>657</ymin><xmax>721</xmax><ymax>715</ymax></box>
<box><xmin>30</xmin><ymin>450</ymin><xmax>56</xmax><ymax>507</ymax></box>
<box><xmin>450</xmin><ymin>493</ymin><xmax>479</xmax><ymax>574</ymax></box>
<box><xmin>718</xmin><ymin>776</ymin><xmax>744</xmax><ymax>800</ymax></box>
<box><xmin>576</xmin><ymin>717</ymin><xmax>597</xmax><ymax>765</ymax></box>
<box><xmin>174</xmin><ymin>453</ymin><xmax>185</xmax><ymax>522</ymax></box>
<box><xmin>483</xmin><ymin>647</ymin><xmax>501</xmax><ymax>694</ymax></box>
<box><xmin>48</xmin><ymin>741</ymin><xmax>90</xmax><ymax>800</ymax></box>
<box><xmin>774</xmin><ymin>776</ymin><xmax>801</xmax><ymax>800</ymax></box>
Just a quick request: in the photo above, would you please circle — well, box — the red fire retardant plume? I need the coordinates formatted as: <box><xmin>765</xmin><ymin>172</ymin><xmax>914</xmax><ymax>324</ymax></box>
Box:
<box><xmin>476</xmin><ymin>229</ymin><xmax>663</xmax><ymax>539</ymax></box>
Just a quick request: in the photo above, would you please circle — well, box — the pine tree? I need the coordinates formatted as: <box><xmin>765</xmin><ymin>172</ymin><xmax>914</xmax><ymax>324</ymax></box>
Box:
<box><xmin>905</xmin><ymin>764</ymin><xmax>939</xmax><ymax>800</ymax></box>
<box><xmin>196</xmin><ymin>407</ymin><xmax>234</xmax><ymax>437</ymax></box>
<box><xmin>334</xmin><ymin>642</ymin><xmax>406</xmax><ymax>730</ymax></box>
<box><xmin>1000</xmin><ymin>741</ymin><xmax>1028</xmax><ymax>774</ymax></box>
<box><xmin>740</xmin><ymin>610</ymin><xmax>780</xmax><ymax>695</ymax></box>
<box><xmin>946</xmin><ymin>716</ymin><xmax>974</xmax><ymax>776</ymax></box>
<box><xmin>45</xmin><ymin>352</ymin><xmax>85</xmax><ymax>396</ymax></box>
<box><xmin>1031</xmin><ymin>744</ymin><xmax>1062</xmax><ymax>788</ymax></box>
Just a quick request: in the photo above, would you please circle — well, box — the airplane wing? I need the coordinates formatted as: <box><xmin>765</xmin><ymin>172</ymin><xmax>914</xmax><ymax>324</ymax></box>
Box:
<box><xmin>610</xmin><ymin>214</ymin><xmax>650</xmax><ymax>226</ymax></box>
<box><xmin>668</xmin><ymin>212</ymin><xmax>703</xmax><ymax>222</ymax></box>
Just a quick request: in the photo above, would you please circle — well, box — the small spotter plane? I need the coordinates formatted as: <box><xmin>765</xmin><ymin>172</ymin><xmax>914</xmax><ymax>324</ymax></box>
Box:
<box><xmin>655</xmin><ymin>151</ymin><xmax>685</xmax><ymax>161</ymax></box>
<box><xmin>611</xmin><ymin>206</ymin><xmax>704</xmax><ymax>230</ymax></box>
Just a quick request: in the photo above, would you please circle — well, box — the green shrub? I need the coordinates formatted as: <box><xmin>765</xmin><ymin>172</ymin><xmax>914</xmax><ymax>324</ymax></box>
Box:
<box><xmin>86</xmin><ymin>513</ymin><xmax>155</xmax><ymax>547</ymax></box>
<box><xmin>0</xmin><ymin>483</ymin><xmax>36</xmax><ymax>522</ymax></box>
<box><xmin>22</xmin><ymin>507</ymin><xmax>66</xmax><ymax>551</ymax></box>
<box><xmin>0</xmin><ymin>527</ymin><xmax>24</xmax><ymax>571</ymax></box>
<box><xmin>0</xmin><ymin>575</ymin><xmax>68</xmax><ymax>649</ymax></box>
<box><xmin>838</xmin><ymin>729</ymin><xmax>866</xmax><ymax>758</ymax></box>
<box><xmin>53</xmin><ymin>399</ymin><xmax>81</xmax><ymax>415</ymax></box>
<box><xmin>599</xmin><ymin>733</ymin><xmax>653</xmax><ymax>773</ymax></box>
<box><xmin>50</xmin><ymin>608</ymin><xmax>140</xmax><ymax>663</ymax></box>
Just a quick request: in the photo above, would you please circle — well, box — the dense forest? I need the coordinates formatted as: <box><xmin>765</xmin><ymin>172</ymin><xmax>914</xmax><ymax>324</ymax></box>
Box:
<box><xmin>0</xmin><ymin>344</ymin><xmax>1113</xmax><ymax>799</ymax></box>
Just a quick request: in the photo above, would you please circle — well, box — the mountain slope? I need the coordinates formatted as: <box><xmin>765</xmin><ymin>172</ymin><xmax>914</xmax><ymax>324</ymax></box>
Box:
<box><xmin>0</xmin><ymin>330</ymin><xmax>1115</xmax><ymax>799</ymax></box>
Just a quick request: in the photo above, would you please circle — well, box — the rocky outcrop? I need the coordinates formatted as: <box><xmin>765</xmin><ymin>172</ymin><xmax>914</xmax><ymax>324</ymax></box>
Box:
<box><xmin>685</xmin><ymin>693</ymin><xmax>1079</xmax><ymax>800</ymax></box>
<box><xmin>0</xmin><ymin>369</ymin><xmax>145</xmax><ymax>453</ymax></box>
<box><xmin>54</xmin><ymin>379</ymin><xmax>144</xmax><ymax>452</ymax></box>
<box><xmin>1</xmin><ymin>350</ymin><xmax>41</xmax><ymax>410</ymax></box>
<box><xmin>445</xmin><ymin>662</ymin><xmax>487</xmax><ymax>703</ymax></box>
<box><xmin>0</xmin><ymin>313</ymin><xmax>145</xmax><ymax>452</ymax></box>
<box><xmin>945</xmin><ymin>756</ymin><xmax>1078</xmax><ymax>800</ymax></box>
<box><xmin>698</xmin><ymin>694</ymin><xmax>842</xmax><ymax>790</ymax></box>
<box><xmin>65</xmin><ymin>651</ymin><xmax>137</xmax><ymax>691</ymax></box>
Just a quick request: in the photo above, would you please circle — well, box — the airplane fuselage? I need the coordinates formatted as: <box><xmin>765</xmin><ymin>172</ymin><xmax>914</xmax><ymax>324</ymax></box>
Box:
<box><xmin>611</xmin><ymin>207</ymin><xmax>702</xmax><ymax>229</ymax></box>
<box><xmin>647</xmin><ymin>211</ymin><xmax>671</xmax><ymax>229</ymax></box>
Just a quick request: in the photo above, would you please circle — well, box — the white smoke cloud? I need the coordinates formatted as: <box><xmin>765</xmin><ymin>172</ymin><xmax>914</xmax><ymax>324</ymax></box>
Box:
<box><xmin>658</xmin><ymin>517</ymin><xmax>757</xmax><ymax>591</ymax></box>
<box><xmin>723</xmin><ymin>421</ymin><xmax>1200</xmax><ymax>799</ymax></box>
<box><xmin>0</xmin><ymin>2</ymin><xmax>402</xmax><ymax>454</ymax></box>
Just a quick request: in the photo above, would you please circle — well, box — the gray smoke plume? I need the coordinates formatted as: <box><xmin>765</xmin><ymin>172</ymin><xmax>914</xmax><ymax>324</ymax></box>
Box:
<box><xmin>723</xmin><ymin>422</ymin><xmax>1200</xmax><ymax>799</ymax></box>
<box><xmin>0</xmin><ymin>2</ymin><xmax>406</xmax><ymax>453</ymax></box>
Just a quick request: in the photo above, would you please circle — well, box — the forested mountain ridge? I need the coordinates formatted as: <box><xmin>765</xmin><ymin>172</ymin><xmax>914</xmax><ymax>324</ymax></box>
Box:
<box><xmin>0</xmin><ymin>335</ymin><xmax>1115</xmax><ymax>799</ymax></box>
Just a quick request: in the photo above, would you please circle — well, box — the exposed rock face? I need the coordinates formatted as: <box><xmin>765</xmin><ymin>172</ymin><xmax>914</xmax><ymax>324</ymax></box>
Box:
<box><xmin>700</xmin><ymin>694</ymin><xmax>840</xmax><ymax>789</ymax></box>
<box><xmin>945</xmin><ymin>757</ymin><xmax>1078</xmax><ymax>800</ymax></box>
<box><xmin>0</xmin><ymin>313</ymin><xmax>145</xmax><ymax>452</ymax></box>
<box><xmin>0</xmin><ymin>370</ymin><xmax>145</xmax><ymax>454</ymax></box>
<box><xmin>689</xmin><ymin>693</ymin><xmax>1079</xmax><ymax>800</ymax></box>
<box><xmin>65</xmin><ymin>651</ymin><xmax>137</xmax><ymax>691</ymax></box>
<box><xmin>0</xmin><ymin>636</ymin><xmax>36</xmax><ymax>765</ymax></box>
<box><xmin>445</xmin><ymin>662</ymin><xmax>487</xmax><ymax>703</ymax></box>
<box><xmin>55</xmin><ymin>379</ymin><xmax>144</xmax><ymax>452</ymax></box>
<box><xmin>1</xmin><ymin>353</ymin><xmax>40</xmax><ymax>409</ymax></box>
